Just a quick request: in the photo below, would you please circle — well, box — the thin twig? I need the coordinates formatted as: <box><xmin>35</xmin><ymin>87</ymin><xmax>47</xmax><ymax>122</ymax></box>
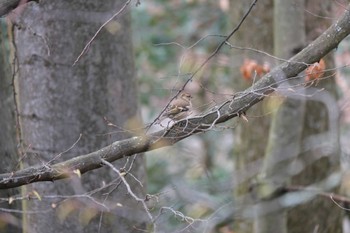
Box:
<box><xmin>148</xmin><ymin>0</ymin><xmax>258</xmax><ymax>130</ymax></box>
<box><xmin>100</xmin><ymin>159</ymin><xmax>155</xmax><ymax>227</ymax></box>
<box><xmin>73</xmin><ymin>0</ymin><xmax>132</xmax><ymax>66</ymax></box>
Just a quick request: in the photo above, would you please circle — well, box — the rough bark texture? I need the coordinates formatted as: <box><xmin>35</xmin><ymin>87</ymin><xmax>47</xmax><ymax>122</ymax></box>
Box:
<box><xmin>13</xmin><ymin>1</ymin><xmax>145</xmax><ymax>232</ymax></box>
<box><xmin>229</xmin><ymin>1</ymin><xmax>273</xmax><ymax>232</ymax></box>
<box><xmin>0</xmin><ymin>18</ymin><xmax>22</xmax><ymax>233</ymax></box>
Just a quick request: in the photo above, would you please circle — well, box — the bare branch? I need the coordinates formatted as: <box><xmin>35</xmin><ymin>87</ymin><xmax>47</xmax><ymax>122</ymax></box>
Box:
<box><xmin>72</xmin><ymin>0</ymin><xmax>132</xmax><ymax>66</ymax></box>
<box><xmin>100</xmin><ymin>159</ymin><xmax>154</xmax><ymax>224</ymax></box>
<box><xmin>0</xmin><ymin>4</ymin><xmax>350</xmax><ymax>190</ymax></box>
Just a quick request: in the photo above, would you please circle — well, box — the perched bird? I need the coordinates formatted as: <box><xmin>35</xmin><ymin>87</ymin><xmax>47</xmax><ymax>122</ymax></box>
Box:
<box><xmin>160</xmin><ymin>92</ymin><xmax>193</xmax><ymax>121</ymax></box>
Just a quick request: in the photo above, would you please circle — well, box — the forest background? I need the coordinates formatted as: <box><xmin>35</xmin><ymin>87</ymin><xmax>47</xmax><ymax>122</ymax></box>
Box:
<box><xmin>0</xmin><ymin>0</ymin><xmax>350</xmax><ymax>233</ymax></box>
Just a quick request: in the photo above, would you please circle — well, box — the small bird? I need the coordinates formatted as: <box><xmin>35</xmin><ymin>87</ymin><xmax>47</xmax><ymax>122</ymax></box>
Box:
<box><xmin>160</xmin><ymin>92</ymin><xmax>193</xmax><ymax>121</ymax></box>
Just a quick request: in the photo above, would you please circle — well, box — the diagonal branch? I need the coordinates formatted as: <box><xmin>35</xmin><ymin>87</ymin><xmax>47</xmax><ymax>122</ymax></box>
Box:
<box><xmin>1</xmin><ymin>4</ymin><xmax>349</xmax><ymax>189</ymax></box>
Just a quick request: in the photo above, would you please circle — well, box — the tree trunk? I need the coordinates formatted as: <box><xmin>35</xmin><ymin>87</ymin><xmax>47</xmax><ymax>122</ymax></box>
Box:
<box><xmin>255</xmin><ymin>1</ymin><xmax>306</xmax><ymax>232</ymax></box>
<box><xmin>12</xmin><ymin>1</ymin><xmax>145</xmax><ymax>232</ymax></box>
<box><xmin>0</xmin><ymin>18</ymin><xmax>22</xmax><ymax>233</ymax></box>
<box><xmin>229</xmin><ymin>1</ymin><xmax>273</xmax><ymax>232</ymax></box>
<box><xmin>287</xmin><ymin>1</ymin><xmax>342</xmax><ymax>232</ymax></box>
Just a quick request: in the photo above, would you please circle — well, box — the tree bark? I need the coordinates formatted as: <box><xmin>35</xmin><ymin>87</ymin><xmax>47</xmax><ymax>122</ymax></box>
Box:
<box><xmin>13</xmin><ymin>1</ymin><xmax>145</xmax><ymax>232</ymax></box>
<box><xmin>287</xmin><ymin>1</ymin><xmax>342</xmax><ymax>232</ymax></box>
<box><xmin>0</xmin><ymin>18</ymin><xmax>22</xmax><ymax>233</ymax></box>
<box><xmin>229</xmin><ymin>1</ymin><xmax>273</xmax><ymax>232</ymax></box>
<box><xmin>255</xmin><ymin>1</ymin><xmax>305</xmax><ymax>232</ymax></box>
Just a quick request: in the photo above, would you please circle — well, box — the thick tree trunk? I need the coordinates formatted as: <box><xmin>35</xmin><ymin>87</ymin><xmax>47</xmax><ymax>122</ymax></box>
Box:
<box><xmin>12</xmin><ymin>1</ymin><xmax>145</xmax><ymax>232</ymax></box>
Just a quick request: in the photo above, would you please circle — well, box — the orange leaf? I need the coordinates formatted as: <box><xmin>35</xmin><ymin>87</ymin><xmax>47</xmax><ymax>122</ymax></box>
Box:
<box><xmin>240</xmin><ymin>59</ymin><xmax>270</xmax><ymax>81</ymax></box>
<box><xmin>305</xmin><ymin>59</ymin><xmax>326</xmax><ymax>81</ymax></box>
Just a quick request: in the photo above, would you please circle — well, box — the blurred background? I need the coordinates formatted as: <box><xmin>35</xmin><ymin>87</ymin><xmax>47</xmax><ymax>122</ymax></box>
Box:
<box><xmin>132</xmin><ymin>0</ymin><xmax>350</xmax><ymax>232</ymax></box>
<box><xmin>1</xmin><ymin>0</ymin><xmax>350</xmax><ymax>232</ymax></box>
